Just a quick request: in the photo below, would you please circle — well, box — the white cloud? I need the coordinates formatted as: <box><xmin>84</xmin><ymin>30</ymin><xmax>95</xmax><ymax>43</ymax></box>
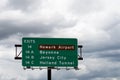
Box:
<box><xmin>0</xmin><ymin>0</ymin><xmax>120</xmax><ymax>80</ymax></box>
<box><xmin>93</xmin><ymin>77</ymin><xmax>119</xmax><ymax>80</ymax></box>
<box><xmin>0</xmin><ymin>0</ymin><xmax>8</xmax><ymax>11</ymax></box>
<box><xmin>0</xmin><ymin>10</ymin><xmax>25</xmax><ymax>21</ymax></box>
<box><xmin>69</xmin><ymin>0</ymin><xmax>103</xmax><ymax>15</ymax></box>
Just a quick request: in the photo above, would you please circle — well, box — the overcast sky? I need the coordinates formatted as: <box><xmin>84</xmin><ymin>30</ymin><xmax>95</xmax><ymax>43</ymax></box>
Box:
<box><xmin>0</xmin><ymin>0</ymin><xmax>120</xmax><ymax>80</ymax></box>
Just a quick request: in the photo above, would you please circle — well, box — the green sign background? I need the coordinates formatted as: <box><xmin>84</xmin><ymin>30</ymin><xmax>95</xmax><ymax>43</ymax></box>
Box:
<box><xmin>22</xmin><ymin>38</ymin><xmax>78</xmax><ymax>67</ymax></box>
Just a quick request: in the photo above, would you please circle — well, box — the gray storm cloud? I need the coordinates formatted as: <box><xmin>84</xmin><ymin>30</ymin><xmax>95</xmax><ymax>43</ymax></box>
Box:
<box><xmin>0</xmin><ymin>0</ymin><xmax>120</xmax><ymax>80</ymax></box>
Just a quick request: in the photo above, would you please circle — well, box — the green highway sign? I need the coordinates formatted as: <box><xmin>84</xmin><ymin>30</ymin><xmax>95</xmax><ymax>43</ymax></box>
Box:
<box><xmin>22</xmin><ymin>38</ymin><xmax>78</xmax><ymax>67</ymax></box>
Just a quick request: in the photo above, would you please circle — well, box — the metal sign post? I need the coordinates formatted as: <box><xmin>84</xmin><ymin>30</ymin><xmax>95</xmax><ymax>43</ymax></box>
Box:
<box><xmin>48</xmin><ymin>68</ymin><xmax>51</xmax><ymax>80</ymax></box>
